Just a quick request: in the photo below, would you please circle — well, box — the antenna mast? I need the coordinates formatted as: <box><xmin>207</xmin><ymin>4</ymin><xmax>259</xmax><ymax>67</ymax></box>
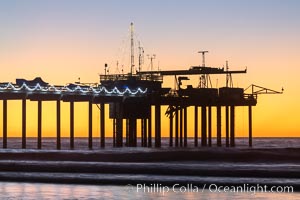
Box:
<box><xmin>147</xmin><ymin>54</ymin><xmax>156</xmax><ymax>71</ymax></box>
<box><xmin>198</xmin><ymin>50</ymin><xmax>210</xmax><ymax>88</ymax></box>
<box><xmin>130</xmin><ymin>22</ymin><xmax>134</xmax><ymax>75</ymax></box>
<box><xmin>226</xmin><ymin>61</ymin><xmax>233</xmax><ymax>87</ymax></box>
<box><xmin>198</xmin><ymin>51</ymin><xmax>208</xmax><ymax>67</ymax></box>
<box><xmin>138</xmin><ymin>41</ymin><xmax>144</xmax><ymax>73</ymax></box>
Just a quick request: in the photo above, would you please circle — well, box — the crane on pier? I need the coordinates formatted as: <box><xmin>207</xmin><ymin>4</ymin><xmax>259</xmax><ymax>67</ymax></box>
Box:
<box><xmin>245</xmin><ymin>84</ymin><xmax>284</xmax><ymax>95</ymax></box>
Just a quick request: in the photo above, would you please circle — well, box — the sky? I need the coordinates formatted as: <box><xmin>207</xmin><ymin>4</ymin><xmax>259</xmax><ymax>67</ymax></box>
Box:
<box><xmin>0</xmin><ymin>0</ymin><xmax>299</xmax><ymax>138</ymax></box>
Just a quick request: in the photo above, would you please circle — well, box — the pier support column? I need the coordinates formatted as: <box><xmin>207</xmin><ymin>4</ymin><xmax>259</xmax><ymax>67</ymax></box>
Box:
<box><xmin>175</xmin><ymin>108</ymin><xmax>179</xmax><ymax>147</ymax></box>
<box><xmin>230</xmin><ymin>106</ymin><xmax>235</xmax><ymax>147</ymax></box>
<box><xmin>38</xmin><ymin>100</ymin><xmax>42</xmax><ymax>149</ymax></box>
<box><xmin>217</xmin><ymin>106</ymin><xmax>222</xmax><ymax>147</ymax></box>
<box><xmin>183</xmin><ymin>107</ymin><xmax>187</xmax><ymax>147</ymax></box>
<box><xmin>143</xmin><ymin>118</ymin><xmax>147</xmax><ymax>147</ymax></box>
<box><xmin>179</xmin><ymin>108</ymin><xmax>183</xmax><ymax>147</ymax></box>
<box><xmin>141</xmin><ymin>119</ymin><xmax>144</xmax><ymax>147</ymax></box>
<box><xmin>225</xmin><ymin>106</ymin><xmax>229</xmax><ymax>147</ymax></box>
<box><xmin>194</xmin><ymin>106</ymin><xmax>198</xmax><ymax>147</ymax></box>
<box><xmin>148</xmin><ymin>106</ymin><xmax>152</xmax><ymax>147</ymax></box>
<box><xmin>88</xmin><ymin>100</ymin><xmax>93</xmax><ymax>149</ymax></box>
<box><xmin>133</xmin><ymin>119</ymin><xmax>137</xmax><ymax>147</ymax></box>
<box><xmin>142</xmin><ymin>118</ymin><xmax>147</xmax><ymax>147</ymax></box>
<box><xmin>249</xmin><ymin>106</ymin><xmax>253</xmax><ymax>147</ymax></box>
<box><xmin>56</xmin><ymin>100</ymin><xmax>61</xmax><ymax>150</ymax></box>
<box><xmin>3</xmin><ymin>100</ymin><xmax>7</xmax><ymax>149</ymax></box>
<box><xmin>128</xmin><ymin>118</ymin><xmax>137</xmax><ymax>147</ymax></box>
<box><xmin>125</xmin><ymin>119</ymin><xmax>129</xmax><ymax>146</ymax></box>
<box><xmin>201</xmin><ymin>106</ymin><xmax>207</xmax><ymax>146</ymax></box>
<box><xmin>70</xmin><ymin>101</ymin><xmax>74</xmax><ymax>149</ymax></box>
<box><xmin>22</xmin><ymin>98</ymin><xmax>26</xmax><ymax>149</ymax></box>
<box><xmin>208</xmin><ymin>106</ymin><xmax>212</xmax><ymax>147</ymax></box>
<box><xmin>154</xmin><ymin>105</ymin><xmax>161</xmax><ymax>148</ymax></box>
<box><xmin>169</xmin><ymin>113</ymin><xmax>173</xmax><ymax>147</ymax></box>
<box><xmin>127</xmin><ymin>119</ymin><xmax>131</xmax><ymax>146</ymax></box>
<box><xmin>115</xmin><ymin>103</ymin><xmax>123</xmax><ymax>147</ymax></box>
<box><xmin>113</xmin><ymin>119</ymin><xmax>116</xmax><ymax>147</ymax></box>
<box><xmin>116</xmin><ymin>118</ymin><xmax>123</xmax><ymax>147</ymax></box>
<box><xmin>100</xmin><ymin>103</ymin><xmax>105</xmax><ymax>148</ymax></box>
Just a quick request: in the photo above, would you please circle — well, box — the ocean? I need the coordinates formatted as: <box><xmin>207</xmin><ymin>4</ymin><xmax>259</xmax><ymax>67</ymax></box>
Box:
<box><xmin>0</xmin><ymin>137</ymin><xmax>299</xmax><ymax>199</ymax></box>
<box><xmin>2</xmin><ymin>137</ymin><xmax>300</xmax><ymax>149</ymax></box>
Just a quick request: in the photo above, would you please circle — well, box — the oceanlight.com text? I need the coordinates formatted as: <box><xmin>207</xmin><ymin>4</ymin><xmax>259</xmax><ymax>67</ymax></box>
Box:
<box><xmin>126</xmin><ymin>183</ymin><xmax>294</xmax><ymax>195</ymax></box>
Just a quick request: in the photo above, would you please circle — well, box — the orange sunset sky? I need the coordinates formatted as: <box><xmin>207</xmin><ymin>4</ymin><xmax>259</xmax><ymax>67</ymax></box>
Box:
<box><xmin>0</xmin><ymin>0</ymin><xmax>299</xmax><ymax>138</ymax></box>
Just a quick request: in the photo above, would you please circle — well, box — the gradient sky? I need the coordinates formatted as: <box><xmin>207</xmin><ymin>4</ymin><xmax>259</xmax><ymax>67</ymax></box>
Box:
<box><xmin>0</xmin><ymin>0</ymin><xmax>299</xmax><ymax>138</ymax></box>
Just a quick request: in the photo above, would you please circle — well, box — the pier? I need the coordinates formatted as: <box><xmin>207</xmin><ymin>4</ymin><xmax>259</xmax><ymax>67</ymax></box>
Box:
<box><xmin>0</xmin><ymin>64</ymin><xmax>278</xmax><ymax>150</ymax></box>
<box><xmin>0</xmin><ymin>22</ymin><xmax>284</xmax><ymax>150</ymax></box>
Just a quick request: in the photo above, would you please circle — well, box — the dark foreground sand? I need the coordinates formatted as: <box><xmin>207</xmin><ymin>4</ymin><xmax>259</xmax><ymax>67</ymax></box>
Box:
<box><xmin>0</xmin><ymin>147</ymin><xmax>299</xmax><ymax>190</ymax></box>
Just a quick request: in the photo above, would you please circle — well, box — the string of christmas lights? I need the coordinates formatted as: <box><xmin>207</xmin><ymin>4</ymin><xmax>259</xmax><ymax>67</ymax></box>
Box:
<box><xmin>0</xmin><ymin>82</ymin><xmax>148</xmax><ymax>96</ymax></box>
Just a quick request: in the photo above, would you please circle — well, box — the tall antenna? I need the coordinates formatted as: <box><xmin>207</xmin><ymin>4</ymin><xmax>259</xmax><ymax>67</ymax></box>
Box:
<box><xmin>198</xmin><ymin>50</ymin><xmax>209</xmax><ymax>88</ymax></box>
<box><xmin>198</xmin><ymin>51</ymin><xmax>208</xmax><ymax>67</ymax></box>
<box><xmin>130</xmin><ymin>22</ymin><xmax>135</xmax><ymax>75</ymax></box>
<box><xmin>138</xmin><ymin>41</ymin><xmax>144</xmax><ymax>73</ymax></box>
<box><xmin>226</xmin><ymin>61</ymin><xmax>233</xmax><ymax>87</ymax></box>
<box><xmin>147</xmin><ymin>54</ymin><xmax>156</xmax><ymax>71</ymax></box>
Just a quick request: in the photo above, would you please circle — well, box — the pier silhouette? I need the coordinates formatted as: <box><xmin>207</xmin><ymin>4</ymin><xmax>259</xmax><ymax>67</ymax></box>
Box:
<box><xmin>0</xmin><ymin>63</ymin><xmax>282</xmax><ymax>150</ymax></box>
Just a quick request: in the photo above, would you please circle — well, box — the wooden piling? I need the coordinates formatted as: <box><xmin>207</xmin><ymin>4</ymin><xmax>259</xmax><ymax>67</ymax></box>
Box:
<box><xmin>128</xmin><ymin>118</ymin><xmax>137</xmax><ymax>147</ymax></box>
<box><xmin>22</xmin><ymin>98</ymin><xmax>26</xmax><ymax>149</ymax></box>
<box><xmin>194</xmin><ymin>106</ymin><xmax>198</xmax><ymax>147</ymax></box>
<box><xmin>143</xmin><ymin>118</ymin><xmax>147</xmax><ymax>147</ymax></box>
<box><xmin>169</xmin><ymin>112</ymin><xmax>173</xmax><ymax>147</ymax></box>
<box><xmin>148</xmin><ymin>106</ymin><xmax>152</xmax><ymax>147</ymax></box>
<box><xmin>249</xmin><ymin>106</ymin><xmax>253</xmax><ymax>147</ymax></box>
<box><xmin>100</xmin><ymin>103</ymin><xmax>105</xmax><ymax>148</ymax></box>
<box><xmin>208</xmin><ymin>106</ymin><xmax>212</xmax><ymax>147</ymax></box>
<box><xmin>56</xmin><ymin>100</ymin><xmax>61</xmax><ymax>150</ymax></box>
<box><xmin>201</xmin><ymin>106</ymin><xmax>207</xmax><ymax>146</ymax></box>
<box><xmin>116</xmin><ymin>103</ymin><xmax>123</xmax><ymax>147</ymax></box>
<box><xmin>38</xmin><ymin>100</ymin><xmax>42</xmax><ymax>149</ymax></box>
<box><xmin>70</xmin><ymin>101</ymin><xmax>74</xmax><ymax>149</ymax></box>
<box><xmin>155</xmin><ymin>105</ymin><xmax>161</xmax><ymax>147</ymax></box>
<box><xmin>141</xmin><ymin>118</ymin><xmax>147</xmax><ymax>147</ymax></box>
<box><xmin>175</xmin><ymin>108</ymin><xmax>179</xmax><ymax>147</ymax></box>
<box><xmin>183</xmin><ymin>106</ymin><xmax>187</xmax><ymax>147</ymax></box>
<box><xmin>88</xmin><ymin>100</ymin><xmax>93</xmax><ymax>149</ymax></box>
<box><xmin>125</xmin><ymin>119</ymin><xmax>129</xmax><ymax>146</ymax></box>
<box><xmin>217</xmin><ymin>106</ymin><xmax>222</xmax><ymax>147</ymax></box>
<box><xmin>225</xmin><ymin>106</ymin><xmax>229</xmax><ymax>147</ymax></box>
<box><xmin>230</xmin><ymin>106</ymin><xmax>235</xmax><ymax>147</ymax></box>
<box><xmin>141</xmin><ymin>119</ymin><xmax>144</xmax><ymax>147</ymax></box>
<box><xmin>3</xmin><ymin>100</ymin><xmax>7</xmax><ymax>149</ymax></box>
<box><xmin>180</xmin><ymin>108</ymin><xmax>183</xmax><ymax>147</ymax></box>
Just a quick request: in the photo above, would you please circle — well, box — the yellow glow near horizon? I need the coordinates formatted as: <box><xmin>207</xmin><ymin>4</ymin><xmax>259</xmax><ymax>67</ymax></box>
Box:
<box><xmin>0</xmin><ymin>1</ymin><xmax>299</xmax><ymax>138</ymax></box>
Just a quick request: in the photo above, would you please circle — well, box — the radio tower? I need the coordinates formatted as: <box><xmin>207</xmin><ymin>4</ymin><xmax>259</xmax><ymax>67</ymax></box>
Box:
<box><xmin>198</xmin><ymin>51</ymin><xmax>208</xmax><ymax>67</ymax></box>
<box><xmin>138</xmin><ymin>41</ymin><xmax>144</xmax><ymax>73</ymax></box>
<box><xmin>130</xmin><ymin>22</ymin><xmax>135</xmax><ymax>75</ymax></box>
<box><xmin>147</xmin><ymin>54</ymin><xmax>156</xmax><ymax>71</ymax></box>
<box><xmin>198</xmin><ymin>50</ymin><xmax>209</xmax><ymax>88</ymax></box>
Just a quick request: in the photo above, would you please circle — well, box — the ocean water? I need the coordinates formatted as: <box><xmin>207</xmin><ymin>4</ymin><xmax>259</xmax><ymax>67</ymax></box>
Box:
<box><xmin>0</xmin><ymin>138</ymin><xmax>299</xmax><ymax>199</ymax></box>
<box><xmin>2</xmin><ymin>137</ymin><xmax>300</xmax><ymax>150</ymax></box>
